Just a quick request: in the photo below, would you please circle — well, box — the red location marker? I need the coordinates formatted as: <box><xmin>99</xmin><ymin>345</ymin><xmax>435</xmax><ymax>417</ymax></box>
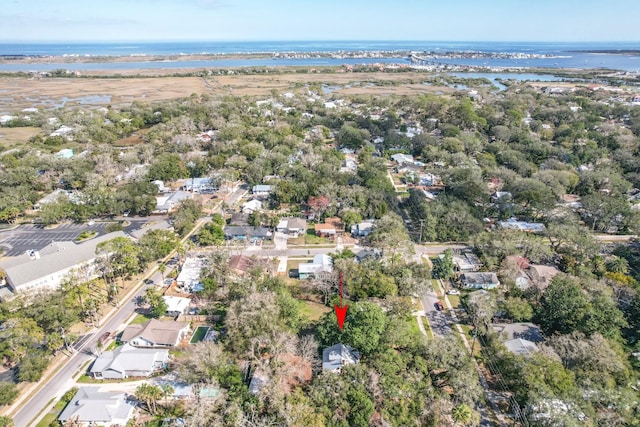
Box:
<box><xmin>334</xmin><ymin>273</ymin><xmax>348</xmax><ymax>331</ymax></box>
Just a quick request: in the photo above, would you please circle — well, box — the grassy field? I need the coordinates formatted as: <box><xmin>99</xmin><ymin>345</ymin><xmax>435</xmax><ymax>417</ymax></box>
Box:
<box><xmin>287</xmin><ymin>258</ymin><xmax>312</xmax><ymax>272</ymax></box>
<box><xmin>0</xmin><ymin>126</ymin><xmax>41</xmax><ymax>147</ymax></box>
<box><xmin>299</xmin><ymin>300</ymin><xmax>331</xmax><ymax>321</ymax></box>
<box><xmin>447</xmin><ymin>294</ymin><xmax>461</xmax><ymax>309</ymax></box>
<box><xmin>129</xmin><ymin>313</ymin><xmax>152</xmax><ymax>325</ymax></box>
<box><xmin>190</xmin><ymin>326</ymin><xmax>210</xmax><ymax>344</ymax></box>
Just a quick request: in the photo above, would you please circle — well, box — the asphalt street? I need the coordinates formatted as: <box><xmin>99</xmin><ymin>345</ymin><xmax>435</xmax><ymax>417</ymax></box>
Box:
<box><xmin>420</xmin><ymin>289</ymin><xmax>453</xmax><ymax>338</ymax></box>
<box><xmin>12</xmin><ymin>268</ymin><xmax>167</xmax><ymax>427</ymax></box>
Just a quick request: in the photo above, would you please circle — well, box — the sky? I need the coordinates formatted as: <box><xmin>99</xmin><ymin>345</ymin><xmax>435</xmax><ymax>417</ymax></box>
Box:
<box><xmin>1</xmin><ymin>0</ymin><xmax>639</xmax><ymax>42</ymax></box>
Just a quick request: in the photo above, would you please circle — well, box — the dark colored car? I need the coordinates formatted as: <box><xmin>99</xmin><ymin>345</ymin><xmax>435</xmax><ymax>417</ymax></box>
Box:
<box><xmin>98</xmin><ymin>331</ymin><xmax>111</xmax><ymax>343</ymax></box>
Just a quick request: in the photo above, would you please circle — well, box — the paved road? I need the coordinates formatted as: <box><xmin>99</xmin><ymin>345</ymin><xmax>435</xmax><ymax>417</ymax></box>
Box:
<box><xmin>11</xmin><ymin>268</ymin><xmax>165</xmax><ymax>427</ymax></box>
<box><xmin>0</xmin><ymin>217</ymin><xmax>162</xmax><ymax>257</ymax></box>
<box><xmin>420</xmin><ymin>289</ymin><xmax>453</xmax><ymax>338</ymax></box>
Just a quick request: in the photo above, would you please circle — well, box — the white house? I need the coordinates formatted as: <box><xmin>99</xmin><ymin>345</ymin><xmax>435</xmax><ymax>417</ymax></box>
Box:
<box><xmin>155</xmin><ymin>191</ymin><xmax>192</xmax><ymax>213</ymax></box>
<box><xmin>322</xmin><ymin>344</ymin><xmax>360</xmax><ymax>373</ymax></box>
<box><xmin>90</xmin><ymin>344</ymin><xmax>169</xmax><ymax>379</ymax></box>
<box><xmin>242</xmin><ymin>199</ymin><xmax>263</xmax><ymax>214</ymax></box>
<box><xmin>58</xmin><ymin>387</ymin><xmax>136</xmax><ymax>427</ymax></box>
<box><xmin>252</xmin><ymin>185</ymin><xmax>273</xmax><ymax>198</ymax></box>
<box><xmin>163</xmin><ymin>296</ymin><xmax>191</xmax><ymax>316</ymax></box>
<box><xmin>276</xmin><ymin>217</ymin><xmax>307</xmax><ymax>236</ymax></box>
<box><xmin>351</xmin><ymin>221</ymin><xmax>375</xmax><ymax>237</ymax></box>
<box><xmin>175</xmin><ymin>257</ymin><xmax>206</xmax><ymax>293</ymax></box>
<box><xmin>120</xmin><ymin>319</ymin><xmax>191</xmax><ymax>348</ymax></box>
<box><xmin>390</xmin><ymin>153</ymin><xmax>415</xmax><ymax>166</ymax></box>
<box><xmin>0</xmin><ymin>231</ymin><xmax>127</xmax><ymax>294</ymax></box>
<box><xmin>299</xmin><ymin>254</ymin><xmax>333</xmax><ymax>279</ymax></box>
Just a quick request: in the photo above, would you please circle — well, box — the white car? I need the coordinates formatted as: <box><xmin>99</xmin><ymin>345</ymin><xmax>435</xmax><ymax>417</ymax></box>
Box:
<box><xmin>446</xmin><ymin>289</ymin><xmax>460</xmax><ymax>295</ymax></box>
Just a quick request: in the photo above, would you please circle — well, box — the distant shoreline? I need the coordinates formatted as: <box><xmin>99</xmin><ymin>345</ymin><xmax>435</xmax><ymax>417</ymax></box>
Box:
<box><xmin>569</xmin><ymin>49</ymin><xmax>640</xmax><ymax>56</ymax></box>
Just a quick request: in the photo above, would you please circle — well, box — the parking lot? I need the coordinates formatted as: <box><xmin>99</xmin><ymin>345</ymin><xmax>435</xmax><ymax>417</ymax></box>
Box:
<box><xmin>0</xmin><ymin>217</ymin><xmax>161</xmax><ymax>257</ymax></box>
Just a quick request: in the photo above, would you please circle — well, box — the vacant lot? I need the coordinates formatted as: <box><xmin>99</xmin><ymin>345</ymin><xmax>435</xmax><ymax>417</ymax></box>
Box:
<box><xmin>0</xmin><ymin>126</ymin><xmax>40</xmax><ymax>146</ymax></box>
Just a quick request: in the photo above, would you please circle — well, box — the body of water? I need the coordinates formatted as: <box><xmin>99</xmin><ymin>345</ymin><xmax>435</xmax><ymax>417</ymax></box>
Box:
<box><xmin>0</xmin><ymin>40</ymin><xmax>639</xmax><ymax>72</ymax></box>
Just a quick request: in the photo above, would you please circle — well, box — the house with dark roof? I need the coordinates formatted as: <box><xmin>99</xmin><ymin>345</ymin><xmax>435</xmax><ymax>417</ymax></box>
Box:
<box><xmin>0</xmin><ymin>231</ymin><xmax>127</xmax><ymax>294</ymax></box>
<box><xmin>58</xmin><ymin>387</ymin><xmax>136</xmax><ymax>426</ymax></box>
<box><xmin>120</xmin><ymin>319</ymin><xmax>190</xmax><ymax>348</ymax></box>
<box><xmin>322</xmin><ymin>344</ymin><xmax>360</xmax><ymax>373</ymax></box>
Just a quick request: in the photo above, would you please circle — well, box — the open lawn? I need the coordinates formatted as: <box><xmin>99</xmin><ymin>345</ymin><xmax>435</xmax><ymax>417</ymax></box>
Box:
<box><xmin>0</xmin><ymin>126</ymin><xmax>41</xmax><ymax>147</ymax></box>
<box><xmin>447</xmin><ymin>294</ymin><xmax>461</xmax><ymax>309</ymax></box>
<box><xmin>129</xmin><ymin>313</ymin><xmax>152</xmax><ymax>325</ymax></box>
<box><xmin>190</xmin><ymin>326</ymin><xmax>210</xmax><ymax>344</ymax></box>
<box><xmin>299</xmin><ymin>300</ymin><xmax>331</xmax><ymax>321</ymax></box>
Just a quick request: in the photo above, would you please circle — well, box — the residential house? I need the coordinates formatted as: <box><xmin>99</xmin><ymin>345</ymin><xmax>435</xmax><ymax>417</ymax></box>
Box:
<box><xmin>340</xmin><ymin>158</ymin><xmax>358</xmax><ymax>173</ymax></box>
<box><xmin>390</xmin><ymin>153</ymin><xmax>416</xmax><ymax>166</ymax></box>
<box><xmin>459</xmin><ymin>272</ymin><xmax>500</xmax><ymax>290</ymax></box>
<box><xmin>351</xmin><ymin>220</ymin><xmax>375</xmax><ymax>237</ymax></box>
<box><xmin>155</xmin><ymin>191</ymin><xmax>192</xmax><ymax>213</ymax></box>
<box><xmin>249</xmin><ymin>370</ymin><xmax>269</xmax><ymax>395</ymax></box>
<box><xmin>33</xmin><ymin>189</ymin><xmax>83</xmax><ymax>210</ymax></box>
<box><xmin>229</xmin><ymin>213</ymin><xmax>250</xmax><ymax>226</ymax></box>
<box><xmin>163</xmin><ymin>296</ymin><xmax>191</xmax><ymax>317</ymax></box>
<box><xmin>527</xmin><ymin>265</ymin><xmax>561</xmax><ymax>291</ymax></box>
<box><xmin>120</xmin><ymin>319</ymin><xmax>191</xmax><ymax>348</ymax></box>
<box><xmin>355</xmin><ymin>248</ymin><xmax>382</xmax><ymax>263</ymax></box>
<box><xmin>299</xmin><ymin>254</ymin><xmax>333</xmax><ymax>279</ymax></box>
<box><xmin>314</xmin><ymin>223</ymin><xmax>337</xmax><ymax>238</ymax></box>
<box><xmin>498</xmin><ymin>218</ymin><xmax>546</xmax><ymax>233</ymax></box>
<box><xmin>242</xmin><ymin>199</ymin><xmax>262</xmax><ymax>214</ymax></box>
<box><xmin>54</xmin><ymin>148</ymin><xmax>74</xmax><ymax>159</ymax></box>
<box><xmin>322</xmin><ymin>344</ymin><xmax>360</xmax><ymax>373</ymax></box>
<box><xmin>492</xmin><ymin>322</ymin><xmax>543</xmax><ymax>343</ymax></box>
<box><xmin>58</xmin><ymin>387</ymin><xmax>136</xmax><ymax>426</ymax></box>
<box><xmin>229</xmin><ymin>255</ymin><xmax>264</xmax><ymax>276</ymax></box>
<box><xmin>175</xmin><ymin>257</ymin><xmax>206</xmax><ymax>293</ymax></box>
<box><xmin>0</xmin><ymin>231</ymin><xmax>127</xmax><ymax>294</ymax></box>
<box><xmin>252</xmin><ymin>185</ymin><xmax>273</xmax><ymax>198</ymax></box>
<box><xmin>453</xmin><ymin>252</ymin><xmax>483</xmax><ymax>272</ymax></box>
<box><xmin>504</xmin><ymin>338</ymin><xmax>540</xmax><ymax>356</ymax></box>
<box><xmin>90</xmin><ymin>344</ymin><xmax>169</xmax><ymax>379</ymax></box>
<box><xmin>276</xmin><ymin>217</ymin><xmax>307</xmax><ymax>236</ymax></box>
<box><xmin>224</xmin><ymin>226</ymin><xmax>273</xmax><ymax>241</ymax></box>
<box><xmin>181</xmin><ymin>177</ymin><xmax>218</xmax><ymax>193</ymax></box>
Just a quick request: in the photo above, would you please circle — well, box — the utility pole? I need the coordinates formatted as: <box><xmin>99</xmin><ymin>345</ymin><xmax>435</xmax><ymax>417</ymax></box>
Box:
<box><xmin>419</xmin><ymin>218</ymin><xmax>425</xmax><ymax>242</ymax></box>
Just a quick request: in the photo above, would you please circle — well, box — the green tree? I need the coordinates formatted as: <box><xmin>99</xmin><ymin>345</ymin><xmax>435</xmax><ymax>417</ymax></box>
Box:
<box><xmin>432</xmin><ymin>249</ymin><xmax>455</xmax><ymax>280</ymax></box>
<box><xmin>452</xmin><ymin>404</ymin><xmax>473</xmax><ymax>426</ymax></box>
<box><xmin>502</xmin><ymin>297</ymin><xmax>533</xmax><ymax>322</ymax></box>
<box><xmin>144</xmin><ymin>287</ymin><xmax>168</xmax><ymax>318</ymax></box>
<box><xmin>17</xmin><ymin>350</ymin><xmax>49</xmax><ymax>382</ymax></box>
<box><xmin>0</xmin><ymin>382</ymin><xmax>18</xmax><ymax>405</ymax></box>
<box><xmin>316</xmin><ymin>301</ymin><xmax>387</xmax><ymax>355</ymax></box>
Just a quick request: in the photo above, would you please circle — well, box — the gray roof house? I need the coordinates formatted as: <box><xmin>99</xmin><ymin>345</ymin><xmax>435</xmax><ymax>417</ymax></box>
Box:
<box><xmin>323</xmin><ymin>344</ymin><xmax>360</xmax><ymax>373</ymax></box>
<box><xmin>120</xmin><ymin>319</ymin><xmax>191</xmax><ymax>348</ymax></box>
<box><xmin>0</xmin><ymin>231</ymin><xmax>127</xmax><ymax>294</ymax></box>
<box><xmin>155</xmin><ymin>191</ymin><xmax>192</xmax><ymax>213</ymax></box>
<box><xmin>460</xmin><ymin>272</ymin><xmax>500</xmax><ymax>290</ymax></box>
<box><xmin>90</xmin><ymin>344</ymin><xmax>169</xmax><ymax>379</ymax></box>
<box><xmin>252</xmin><ymin>185</ymin><xmax>273</xmax><ymax>198</ymax></box>
<box><xmin>58</xmin><ymin>387</ymin><xmax>135</xmax><ymax>426</ymax></box>
<box><xmin>276</xmin><ymin>217</ymin><xmax>307</xmax><ymax>236</ymax></box>
<box><xmin>299</xmin><ymin>254</ymin><xmax>333</xmax><ymax>279</ymax></box>
<box><xmin>505</xmin><ymin>338</ymin><xmax>539</xmax><ymax>356</ymax></box>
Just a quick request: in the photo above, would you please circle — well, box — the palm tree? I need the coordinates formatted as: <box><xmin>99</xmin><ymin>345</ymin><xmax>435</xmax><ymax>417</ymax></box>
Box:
<box><xmin>158</xmin><ymin>263</ymin><xmax>167</xmax><ymax>281</ymax></box>
<box><xmin>452</xmin><ymin>403</ymin><xmax>473</xmax><ymax>426</ymax></box>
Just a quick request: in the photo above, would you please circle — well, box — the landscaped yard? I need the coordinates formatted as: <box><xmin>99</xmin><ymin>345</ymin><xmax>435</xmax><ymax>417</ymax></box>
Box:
<box><xmin>289</xmin><ymin>230</ymin><xmax>331</xmax><ymax>245</ymax></box>
<box><xmin>129</xmin><ymin>313</ymin><xmax>153</xmax><ymax>325</ymax></box>
<box><xmin>299</xmin><ymin>300</ymin><xmax>331</xmax><ymax>321</ymax></box>
<box><xmin>190</xmin><ymin>326</ymin><xmax>210</xmax><ymax>344</ymax></box>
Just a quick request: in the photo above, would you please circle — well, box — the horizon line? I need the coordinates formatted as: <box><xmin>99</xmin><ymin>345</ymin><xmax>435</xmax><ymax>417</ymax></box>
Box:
<box><xmin>1</xmin><ymin>39</ymin><xmax>640</xmax><ymax>44</ymax></box>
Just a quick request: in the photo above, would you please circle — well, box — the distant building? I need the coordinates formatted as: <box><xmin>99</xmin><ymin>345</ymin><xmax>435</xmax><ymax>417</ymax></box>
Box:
<box><xmin>351</xmin><ymin>220</ymin><xmax>375</xmax><ymax>237</ymax></box>
<box><xmin>504</xmin><ymin>338</ymin><xmax>539</xmax><ymax>356</ymax></box>
<box><xmin>498</xmin><ymin>218</ymin><xmax>546</xmax><ymax>233</ymax></box>
<box><xmin>54</xmin><ymin>148</ymin><xmax>74</xmax><ymax>159</ymax></box>
<box><xmin>390</xmin><ymin>153</ymin><xmax>415</xmax><ymax>166</ymax></box>
<box><xmin>155</xmin><ymin>191</ymin><xmax>192</xmax><ymax>213</ymax></box>
<box><xmin>252</xmin><ymin>185</ymin><xmax>273</xmax><ymax>198</ymax></box>
<box><xmin>181</xmin><ymin>177</ymin><xmax>218</xmax><ymax>193</ymax></box>
<box><xmin>242</xmin><ymin>199</ymin><xmax>262</xmax><ymax>214</ymax></box>
<box><xmin>322</xmin><ymin>344</ymin><xmax>360</xmax><ymax>373</ymax></box>
<box><xmin>0</xmin><ymin>231</ymin><xmax>127</xmax><ymax>294</ymax></box>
